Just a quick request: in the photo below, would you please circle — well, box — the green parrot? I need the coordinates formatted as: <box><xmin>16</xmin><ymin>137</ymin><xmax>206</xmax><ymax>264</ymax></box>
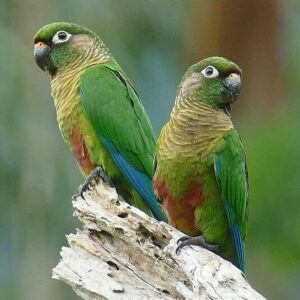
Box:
<box><xmin>33</xmin><ymin>22</ymin><xmax>166</xmax><ymax>221</ymax></box>
<box><xmin>153</xmin><ymin>57</ymin><xmax>249</xmax><ymax>271</ymax></box>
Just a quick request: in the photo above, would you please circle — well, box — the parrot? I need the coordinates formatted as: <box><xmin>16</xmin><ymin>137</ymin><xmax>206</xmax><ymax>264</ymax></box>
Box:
<box><xmin>33</xmin><ymin>22</ymin><xmax>166</xmax><ymax>221</ymax></box>
<box><xmin>153</xmin><ymin>57</ymin><xmax>249</xmax><ymax>271</ymax></box>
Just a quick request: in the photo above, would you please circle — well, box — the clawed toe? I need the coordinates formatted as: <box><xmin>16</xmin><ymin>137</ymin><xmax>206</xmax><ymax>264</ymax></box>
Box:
<box><xmin>77</xmin><ymin>166</ymin><xmax>114</xmax><ymax>200</ymax></box>
<box><xmin>96</xmin><ymin>167</ymin><xmax>114</xmax><ymax>187</ymax></box>
<box><xmin>176</xmin><ymin>235</ymin><xmax>219</xmax><ymax>255</ymax></box>
<box><xmin>177</xmin><ymin>236</ymin><xmax>192</xmax><ymax>244</ymax></box>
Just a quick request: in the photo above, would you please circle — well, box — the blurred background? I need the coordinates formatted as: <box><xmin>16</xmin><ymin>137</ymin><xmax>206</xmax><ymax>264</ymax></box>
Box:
<box><xmin>0</xmin><ymin>0</ymin><xmax>299</xmax><ymax>299</ymax></box>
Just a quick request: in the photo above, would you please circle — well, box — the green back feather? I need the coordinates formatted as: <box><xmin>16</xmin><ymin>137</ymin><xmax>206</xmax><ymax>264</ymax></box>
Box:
<box><xmin>80</xmin><ymin>63</ymin><xmax>156</xmax><ymax>176</ymax></box>
<box><xmin>214</xmin><ymin>129</ymin><xmax>249</xmax><ymax>270</ymax></box>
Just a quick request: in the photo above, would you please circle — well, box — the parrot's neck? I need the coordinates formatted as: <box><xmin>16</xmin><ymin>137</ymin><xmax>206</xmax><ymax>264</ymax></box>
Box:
<box><xmin>51</xmin><ymin>66</ymin><xmax>83</xmax><ymax>120</ymax></box>
<box><xmin>164</xmin><ymin>97</ymin><xmax>234</xmax><ymax>156</ymax></box>
<box><xmin>50</xmin><ymin>53</ymin><xmax>110</xmax><ymax>127</ymax></box>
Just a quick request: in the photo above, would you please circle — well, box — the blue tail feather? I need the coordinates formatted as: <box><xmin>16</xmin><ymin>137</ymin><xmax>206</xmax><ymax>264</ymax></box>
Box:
<box><xmin>101</xmin><ymin>138</ymin><xmax>167</xmax><ymax>222</ymax></box>
<box><xmin>224</xmin><ymin>202</ymin><xmax>245</xmax><ymax>271</ymax></box>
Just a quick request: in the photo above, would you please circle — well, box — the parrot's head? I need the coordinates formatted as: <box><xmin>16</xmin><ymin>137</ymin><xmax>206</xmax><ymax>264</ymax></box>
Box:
<box><xmin>33</xmin><ymin>22</ymin><xmax>109</xmax><ymax>76</ymax></box>
<box><xmin>180</xmin><ymin>57</ymin><xmax>242</xmax><ymax>111</ymax></box>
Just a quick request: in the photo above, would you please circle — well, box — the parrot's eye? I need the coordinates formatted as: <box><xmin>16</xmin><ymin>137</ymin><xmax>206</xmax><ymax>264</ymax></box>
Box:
<box><xmin>52</xmin><ymin>31</ymin><xmax>72</xmax><ymax>44</ymax></box>
<box><xmin>201</xmin><ymin>66</ymin><xmax>219</xmax><ymax>78</ymax></box>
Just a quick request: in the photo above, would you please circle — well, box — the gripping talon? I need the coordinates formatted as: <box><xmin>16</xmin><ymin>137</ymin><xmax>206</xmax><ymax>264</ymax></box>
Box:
<box><xmin>177</xmin><ymin>236</ymin><xmax>191</xmax><ymax>244</ymax></box>
<box><xmin>176</xmin><ymin>235</ymin><xmax>219</xmax><ymax>255</ymax></box>
<box><xmin>76</xmin><ymin>166</ymin><xmax>114</xmax><ymax>200</ymax></box>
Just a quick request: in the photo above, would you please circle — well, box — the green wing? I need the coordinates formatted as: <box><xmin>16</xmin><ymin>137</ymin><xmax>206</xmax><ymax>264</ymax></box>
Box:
<box><xmin>80</xmin><ymin>62</ymin><xmax>156</xmax><ymax>176</ymax></box>
<box><xmin>79</xmin><ymin>63</ymin><xmax>167</xmax><ymax>222</ymax></box>
<box><xmin>214</xmin><ymin>129</ymin><xmax>249</xmax><ymax>271</ymax></box>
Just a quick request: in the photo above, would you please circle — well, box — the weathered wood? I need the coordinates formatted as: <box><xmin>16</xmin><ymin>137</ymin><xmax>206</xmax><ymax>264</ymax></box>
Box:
<box><xmin>53</xmin><ymin>180</ymin><xmax>265</xmax><ymax>300</ymax></box>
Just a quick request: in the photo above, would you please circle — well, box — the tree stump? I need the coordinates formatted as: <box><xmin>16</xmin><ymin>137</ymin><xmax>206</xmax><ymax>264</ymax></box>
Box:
<box><xmin>52</xmin><ymin>180</ymin><xmax>265</xmax><ymax>300</ymax></box>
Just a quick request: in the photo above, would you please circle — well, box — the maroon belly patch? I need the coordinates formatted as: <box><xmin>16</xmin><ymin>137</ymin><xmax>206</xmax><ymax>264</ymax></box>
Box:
<box><xmin>70</xmin><ymin>125</ymin><xmax>95</xmax><ymax>176</ymax></box>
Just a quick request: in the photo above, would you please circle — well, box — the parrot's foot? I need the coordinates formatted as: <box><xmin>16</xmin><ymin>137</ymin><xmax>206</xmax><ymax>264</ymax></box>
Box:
<box><xmin>176</xmin><ymin>235</ymin><xmax>219</xmax><ymax>255</ymax></box>
<box><xmin>76</xmin><ymin>166</ymin><xmax>114</xmax><ymax>200</ymax></box>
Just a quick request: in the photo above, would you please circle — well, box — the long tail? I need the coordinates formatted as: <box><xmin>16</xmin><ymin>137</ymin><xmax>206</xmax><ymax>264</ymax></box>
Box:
<box><xmin>224</xmin><ymin>201</ymin><xmax>245</xmax><ymax>271</ymax></box>
<box><xmin>101</xmin><ymin>138</ymin><xmax>167</xmax><ymax>222</ymax></box>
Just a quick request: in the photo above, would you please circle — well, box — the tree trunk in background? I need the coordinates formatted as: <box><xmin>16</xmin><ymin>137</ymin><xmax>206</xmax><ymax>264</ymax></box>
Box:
<box><xmin>186</xmin><ymin>0</ymin><xmax>283</xmax><ymax>116</ymax></box>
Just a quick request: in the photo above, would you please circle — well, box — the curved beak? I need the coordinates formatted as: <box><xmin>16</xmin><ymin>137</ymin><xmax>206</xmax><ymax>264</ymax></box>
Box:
<box><xmin>34</xmin><ymin>41</ymin><xmax>51</xmax><ymax>71</ymax></box>
<box><xmin>223</xmin><ymin>73</ymin><xmax>241</xmax><ymax>103</ymax></box>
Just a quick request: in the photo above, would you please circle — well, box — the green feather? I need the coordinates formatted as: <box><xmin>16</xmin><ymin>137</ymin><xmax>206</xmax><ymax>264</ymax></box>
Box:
<box><xmin>154</xmin><ymin>56</ymin><xmax>248</xmax><ymax>269</ymax></box>
<box><xmin>214</xmin><ymin>130</ymin><xmax>249</xmax><ymax>270</ymax></box>
<box><xmin>34</xmin><ymin>22</ymin><xmax>164</xmax><ymax>219</ymax></box>
<box><xmin>80</xmin><ymin>63</ymin><xmax>156</xmax><ymax>176</ymax></box>
<box><xmin>215</xmin><ymin>130</ymin><xmax>248</xmax><ymax>229</ymax></box>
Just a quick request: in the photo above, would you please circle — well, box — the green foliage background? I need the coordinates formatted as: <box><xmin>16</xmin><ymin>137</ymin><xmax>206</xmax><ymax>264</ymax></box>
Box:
<box><xmin>0</xmin><ymin>1</ymin><xmax>299</xmax><ymax>299</ymax></box>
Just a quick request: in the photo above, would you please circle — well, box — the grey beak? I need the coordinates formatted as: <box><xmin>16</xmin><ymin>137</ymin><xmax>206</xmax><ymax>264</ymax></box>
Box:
<box><xmin>223</xmin><ymin>73</ymin><xmax>241</xmax><ymax>102</ymax></box>
<box><xmin>224</xmin><ymin>74</ymin><xmax>241</xmax><ymax>90</ymax></box>
<box><xmin>34</xmin><ymin>44</ymin><xmax>51</xmax><ymax>71</ymax></box>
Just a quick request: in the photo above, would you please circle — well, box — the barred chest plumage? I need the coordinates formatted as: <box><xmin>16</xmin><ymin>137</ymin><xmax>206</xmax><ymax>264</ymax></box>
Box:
<box><xmin>49</xmin><ymin>65</ymin><xmax>98</xmax><ymax>175</ymax></box>
<box><xmin>49</xmin><ymin>42</ymin><xmax>107</xmax><ymax>141</ymax></box>
<box><xmin>157</xmin><ymin>98</ymin><xmax>234</xmax><ymax>162</ymax></box>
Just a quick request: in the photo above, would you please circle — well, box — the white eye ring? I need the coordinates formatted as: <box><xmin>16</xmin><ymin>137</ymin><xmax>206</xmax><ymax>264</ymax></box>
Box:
<box><xmin>201</xmin><ymin>65</ymin><xmax>219</xmax><ymax>78</ymax></box>
<box><xmin>52</xmin><ymin>31</ymin><xmax>72</xmax><ymax>44</ymax></box>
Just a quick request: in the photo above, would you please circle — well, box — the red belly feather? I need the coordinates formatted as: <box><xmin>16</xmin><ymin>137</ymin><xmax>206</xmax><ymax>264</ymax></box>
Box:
<box><xmin>154</xmin><ymin>177</ymin><xmax>206</xmax><ymax>236</ymax></box>
<box><xmin>70</xmin><ymin>126</ymin><xmax>96</xmax><ymax>176</ymax></box>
